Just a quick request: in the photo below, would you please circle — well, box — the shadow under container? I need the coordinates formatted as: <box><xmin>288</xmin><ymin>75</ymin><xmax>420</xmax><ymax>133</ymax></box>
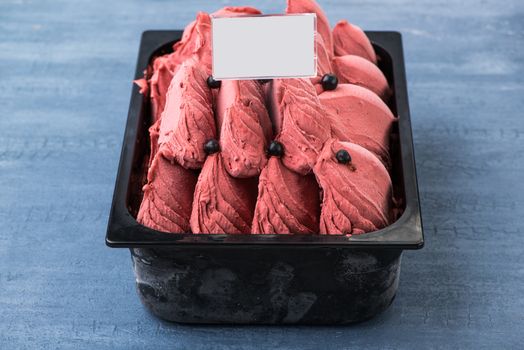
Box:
<box><xmin>106</xmin><ymin>30</ymin><xmax>424</xmax><ymax>324</ymax></box>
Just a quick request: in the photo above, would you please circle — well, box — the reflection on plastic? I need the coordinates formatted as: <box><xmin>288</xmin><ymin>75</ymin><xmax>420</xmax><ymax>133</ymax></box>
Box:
<box><xmin>211</xmin><ymin>14</ymin><xmax>317</xmax><ymax>80</ymax></box>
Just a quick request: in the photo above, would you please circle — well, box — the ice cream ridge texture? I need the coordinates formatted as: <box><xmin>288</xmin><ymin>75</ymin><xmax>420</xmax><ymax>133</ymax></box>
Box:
<box><xmin>136</xmin><ymin>0</ymin><xmax>398</xmax><ymax>236</ymax></box>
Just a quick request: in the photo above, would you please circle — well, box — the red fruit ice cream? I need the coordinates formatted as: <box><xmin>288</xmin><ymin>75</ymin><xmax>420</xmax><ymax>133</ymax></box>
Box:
<box><xmin>217</xmin><ymin>80</ymin><xmax>272</xmax><ymax>177</ymax></box>
<box><xmin>310</xmin><ymin>34</ymin><xmax>334</xmax><ymax>94</ymax></box>
<box><xmin>286</xmin><ymin>0</ymin><xmax>333</xmax><ymax>57</ymax></box>
<box><xmin>135</xmin><ymin>2</ymin><xmax>398</xmax><ymax>236</ymax></box>
<box><xmin>212</xmin><ymin>6</ymin><xmax>261</xmax><ymax>17</ymax></box>
<box><xmin>158</xmin><ymin>58</ymin><xmax>216</xmax><ymax>169</ymax></box>
<box><xmin>252</xmin><ymin>157</ymin><xmax>320</xmax><ymax>234</ymax></box>
<box><xmin>137</xmin><ymin>154</ymin><xmax>198</xmax><ymax>233</ymax></box>
<box><xmin>190</xmin><ymin>153</ymin><xmax>258</xmax><ymax>234</ymax></box>
<box><xmin>319</xmin><ymin>84</ymin><xmax>395</xmax><ymax>167</ymax></box>
<box><xmin>313</xmin><ymin>139</ymin><xmax>392</xmax><ymax>235</ymax></box>
<box><xmin>332</xmin><ymin>20</ymin><xmax>377</xmax><ymax>64</ymax></box>
<box><xmin>332</xmin><ymin>55</ymin><xmax>391</xmax><ymax>102</ymax></box>
<box><xmin>170</xmin><ymin>12</ymin><xmax>213</xmax><ymax>73</ymax></box>
<box><xmin>269</xmin><ymin>78</ymin><xmax>331</xmax><ymax>175</ymax></box>
<box><xmin>148</xmin><ymin>56</ymin><xmax>177</xmax><ymax>124</ymax></box>
<box><xmin>146</xmin><ymin>12</ymin><xmax>212</xmax><ymax>124</ymax></box>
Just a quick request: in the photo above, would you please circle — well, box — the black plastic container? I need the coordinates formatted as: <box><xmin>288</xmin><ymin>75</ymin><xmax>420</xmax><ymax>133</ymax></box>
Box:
<box><xmin>106</xmin><ymin>30</ymin><xmax>423</xmax><ymax>324</ymax></box>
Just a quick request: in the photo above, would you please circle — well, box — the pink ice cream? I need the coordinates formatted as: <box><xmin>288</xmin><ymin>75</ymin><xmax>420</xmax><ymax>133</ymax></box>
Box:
<box><xmin>137</xmin><ymin>154</ymin><xmax>198</xmax><ymax>233</ymax></box>
<box><xmin>319</xmin><ymin>84</ymin><xmax>395</xmax><ymax>167</ymax></box>
<box><xmin>148</xmin><ymin>56</ymin><xmax>177</xmax><ymax>124</ymax></box>
<box><xmin>158</xmin><ymin>59</ymin><xmax>216</xmax><ymax>169</ymax></box>
<box><xmin>212</xmin><ymin>6</ymin><xmax>261</xmax><ymax>17</ymax></box>
<box><xmin>316</xmin><ymin>34</ymin><xmax>334</xmax><ymax>77</ymax></box>
<box><xmin>313</xmin><ymin>139</ymin><xmax>392</xmax><ymax>235</ymax></box>
<box><xmin>147</xmin><ymin>12</ymin><xmax>212</xmax><ymax>124</ymax></box>
<box><xmin>170</xmin><ymin>12</ymin><xmax>213</xmax><ymax>73</ymax></box>
<box><xmin>269</xmin><ymin>78</ymin><xmax>331</xmax><ymax>175</ymax></box>
<box><xmin>333</xmin><ymin>20</ymin><xmax>377</xmax><ymax>64</ymax></box>
<box><xmin>252</xmin><ymin>157</ymin><xmax>320</xmax><ymax>234</ymax></box>
<box><xmin>190</xmin><ymin>153</ymin><xmax>258</xmax><ymax>234</ymax></box>
<box><xmin>141</xmin><ymin>7</ymin><xmax>262</xmax><ymax>123</ymax></box>
<box><xmin>309</xmin><ymin>34</ymin><xmax>334</xmax><ymax>94</ymax></box>
<box><xmin>287</xmin><ymin>0</ymin><xmax>334</xmax><ymax>93</ymax></box>
<box><xmin>147</xmin><ymin>119</ymin><xmax>161</xmax><ymax>167</ymax></box>
<box><xmin>332</xmin><ymin>55</ymin><xmax>392</xmax><ymax>102</ymax></box>
<box><xmin>286</xmin><ymin>0</ymin><xmax>333</xmax><ymax>57</ymax></box>
<box><xmin>135</xmin><ymin>3</ymin><xmax>398</xmax><ymax>236</ymax></box>
<box><xmin>217</xmin><ymin>80</ymin><xmax>272</xmax><ymax>177</ymax></box>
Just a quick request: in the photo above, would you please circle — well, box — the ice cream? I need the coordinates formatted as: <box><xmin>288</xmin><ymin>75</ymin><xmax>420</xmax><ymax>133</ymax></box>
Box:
<box><xmin>189</xmin><ymin>79</ymin><xmax>270</xmax><ymax>232</ymax></box>
<box><xmin>137</xmin><ymin>154</ymin><xmax>198</xmax><ymax>233</ymax></box>
<box><xmin>133</xmin><ymin>12</ymin><xmax>214</xmax><ymax>173</ymax></box>
<box><xmin>287</xmin><ymin>0</ymin><xmax>334</xmax><ymax>92</ymax></box>
<box><xmin>158</xmin><ymin>59</ymin><xmax>216</xmax><ymax>169</ymax></box>
<box><xmin>332</xmin><ymin>20</ymin><xmax>377</xmax><ymax>64</ymax></box>
<box><xmin>135</xmin><ymin>1</ymin><xmax>397</xmax><ymax>236</ymax></box>
<box><xmin>316</xmin><ymin>34</ymin><xmax>333</xmax><ymax>77</ymax></box>
<box><xmin>212</xmin><ymin>6</ymin><xmax>261</xmax><ymax>17</ymax></box>
<box><xmin>319</xmin><ymin>84</ymin><xmax>395</xmax><ymax>167</ymax></box>
<box><xmin>147</xmin><ymin>120</ymin><xmax>161</xmax><ymax>168</ymax></box>
<box><xmin>190</xmin><ymin>153</ymin><xmax>258</xmax><ymax>234</ymax></box>
<box><xmin>142</xmin><ymin>7</ymin><xmax>264</xmax><ymax>125</ymax></box>
<box><xmin>217</xmin><ymin>80</ymin><xmax>272</xmax><ymax>177</ymax></box>
<box><xmin>252</xmin><ymin>157</ymin><xmax>320</xmax><ymax>234</ymax></box>
<box><xmin>310</xmin><ymin>34</ymin><xmax>334</xmax><ymax>94</ymax></box>
<box><xmin>332</xmin><ymin>55</ymin><xmax>391</xmax><ymax>102</ymax></box>
<box><xmin>145</xmin><ymin>12</ymin><xmax>212</xmax><ymax>125</ymax></box>
<box><xmin>269</xmin><ymin>78</ymin><xmax>331</xmax><ymax>175</ymax></box>
<box><xmin>170</xmin><ymin>12</ymin><xmax>213</xmax><ymax>74</ymax></box>
<box><xmin>286</xmin><ymin>0</ymin><xmax>333</xmax><ymax>57</ymax></box>
<box><xmin>313</xmin><ymin>140</ymin><xmax>392</xmax><ymax>235</ymax></box>
<box><xmin>148</xmin><ymin>56</ymin><xmax>176</xmax><ymax>124</ymax></box>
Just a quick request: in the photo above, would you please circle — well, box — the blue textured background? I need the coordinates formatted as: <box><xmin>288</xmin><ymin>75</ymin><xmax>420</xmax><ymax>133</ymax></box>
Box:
<box><xmin>1</xmin><ymin>0</ymin><xmax>523</xmax><ymax>349</ymax></box>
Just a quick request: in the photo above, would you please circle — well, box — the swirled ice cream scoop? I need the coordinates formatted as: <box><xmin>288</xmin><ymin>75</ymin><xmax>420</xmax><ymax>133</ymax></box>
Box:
<box><xmin>143</xmin><ymin>12</ymin><xmax>212</xmax><ymax>125</ymax></box>
<box><xmin>319</xmin><ymin>84</ymin><xmax>395</xmax><ymax>167</ymax></box>
<box><xmin>314</xmin><ymin>139</ymin><xmax>392</xmax><ymax>235</ymax></box>
<box><xmin>158</xmin><ymin>59</ymin><xmax>216</xmax><ymax>169</ymax></box>
<box><xmin>170</xmin><ymin>12</ymin><xmax>213</xmax><ymax>73</ymax></box>
<box><xmin>190</xmin><ymin>153</ymin><xmax>258</xmax><ymax>234</ymax></box>
<box><xmin>252</xmin><ymin>157</ymin><xmax>320</xmax><ymax>234</ymax></box>
<box><xmin>137</xmin><ymin>154</ymin><xmax>198</xmax><ymax>233</ymax></box>
<box><xmin>333</xmin><ymin>20</ymin><xmax>377</xmax><ymax>64</ymax></box>
<box><xmin>269</xmin><ymin>78</ymin><xmax>331</xmax><ymax>175</ymax></box>
<box><xmin>332</xmin><ymin>55</ymin><xmax>391</xmax><ymax>102</ymax></box>
<box><xmin>217</xmin><ymin>80</ymin><xmax>272</xmax><ymax>178</ymax></box>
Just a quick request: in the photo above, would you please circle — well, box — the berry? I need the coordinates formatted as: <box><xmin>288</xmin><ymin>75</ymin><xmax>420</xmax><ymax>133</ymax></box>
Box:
<box><xmin>267</xmin><ymin>141</ymin><xmax>284</xmax><ymax>157</ymax></box>
<box><xmin>204</xmin><ymin>139</ymin><xmax>220</xmax><ymax>154</ymax></box>
<box><xmin>321</xmin><ymin>73</ymin><xmax>338</xmax><ymax>91</ymax></box>
<box><xmin>335</xmin><ymin>149</ymin><xmax>351</xmax><ymax>164</ymax></box>
<box><xmin>207</xmin><ymin>76</ymin><xmax>221</xmax><ymax>89</ymax></box>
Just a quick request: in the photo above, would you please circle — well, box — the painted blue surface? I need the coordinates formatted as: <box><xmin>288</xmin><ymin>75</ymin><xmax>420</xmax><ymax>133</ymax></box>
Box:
<box><xmin>1</xmin><ymin>0</ymin><xmax>523</xmax><ymax>348</ymax></box>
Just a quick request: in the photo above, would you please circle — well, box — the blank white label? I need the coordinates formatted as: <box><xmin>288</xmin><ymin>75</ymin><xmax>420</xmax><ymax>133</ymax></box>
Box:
<box><xmin>211</xmin><ymin>14</ymin><xmax>317</xmax><ymax>80</ymax></box>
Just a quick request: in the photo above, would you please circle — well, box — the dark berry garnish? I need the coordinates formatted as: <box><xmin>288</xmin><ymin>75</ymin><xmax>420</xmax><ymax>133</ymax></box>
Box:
<box><xmin>267</xmin><ymin>141</ymin><xmax>284</xmax><ymax>157</ymax></box>
<box><xmin>207</xmin><ymin>76</ymin><xmax>221</xmax><ymax>89</ymax></box>
<box><xmin>204</xmin><ymin>139</ymin><xmax>220</xmax><ymax>154</ymax></box>
<box><xmin>321</xmin><ymin>73</ymin><xmax>338</xmax><ymax>91</ymax></box>
<box><xmin>335</xmin><ymin>149</ymin><xmax>351</xmax><ymax>164</ymax></box>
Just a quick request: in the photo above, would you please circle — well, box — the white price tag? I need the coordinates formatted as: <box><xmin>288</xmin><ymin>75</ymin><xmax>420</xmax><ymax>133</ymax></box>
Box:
<box><xmin>211</xmin><ymin>14</ymin><xmax>317</xmax><ymax>80</ymax></box>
